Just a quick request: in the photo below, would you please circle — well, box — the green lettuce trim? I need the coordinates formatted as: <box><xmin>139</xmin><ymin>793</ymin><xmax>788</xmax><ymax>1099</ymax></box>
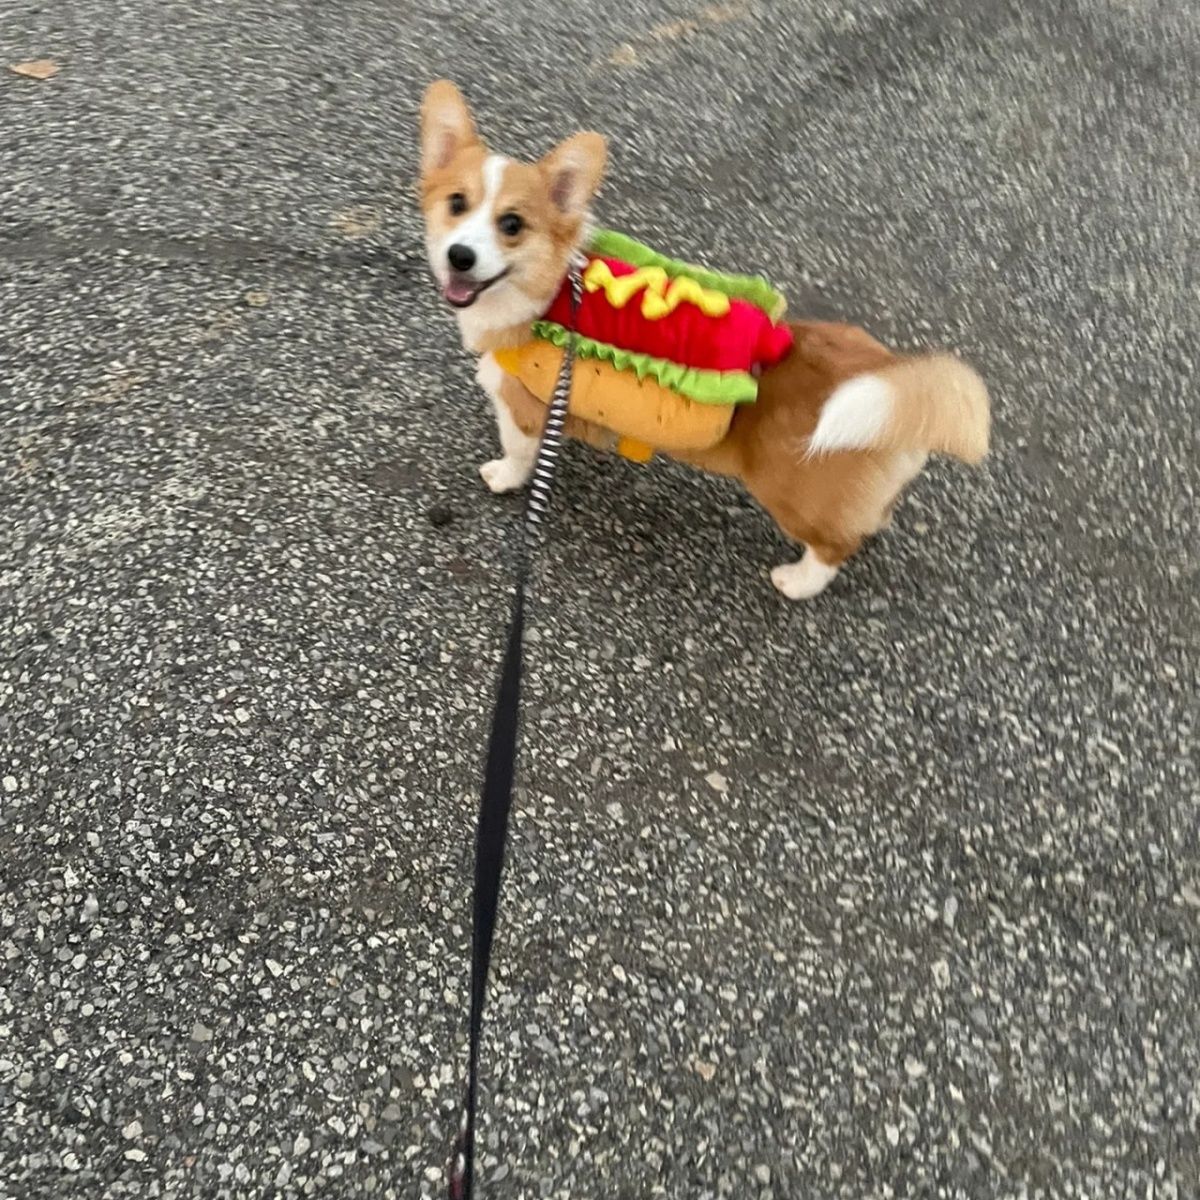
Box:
<box><xmin>532</xmin><ymin>320</ymin><xmax>758</xmax><ymax>406</ymax></box>
<box><xmin>588</xmin><ymin>228</ymin><xmax>787</xmax><ymax>321</ymax></box>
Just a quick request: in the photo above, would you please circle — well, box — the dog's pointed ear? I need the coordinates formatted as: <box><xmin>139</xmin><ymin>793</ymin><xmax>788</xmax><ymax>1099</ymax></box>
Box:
<box><xmin>540</xmin><ymin>132</ymin><xmax>607</xmax><ymax>217</ymax></box>
<box><xmin>420</xmin><ymin>81</ymin><xmax>481</xmax><ymax>176</ymax></box>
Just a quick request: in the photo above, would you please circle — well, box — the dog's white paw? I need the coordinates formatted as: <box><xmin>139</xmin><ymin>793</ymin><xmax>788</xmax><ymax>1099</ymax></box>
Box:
<box><xmin>770</xmin><ymin>555</ymin><xmax>840</xmax><ymax>600</ymax></box>
<box><xmin>479</xmin><ymin>457</ymin><xmax>530</xmax><ymax>494</ymax></box>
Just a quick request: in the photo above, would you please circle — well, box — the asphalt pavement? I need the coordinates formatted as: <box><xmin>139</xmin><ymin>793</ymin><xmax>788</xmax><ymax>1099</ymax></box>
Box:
<box><xmin>2</xmin><ymin>0</ymin><xmax>1197</xmax><ymax>1197</ymax></box>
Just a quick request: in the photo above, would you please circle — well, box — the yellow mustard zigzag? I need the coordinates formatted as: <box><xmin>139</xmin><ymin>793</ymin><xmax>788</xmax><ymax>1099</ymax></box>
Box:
<box><xmin>582</xmin><ymin>259</ymin><xmax>731</xmax><ymax>320</ymax></box>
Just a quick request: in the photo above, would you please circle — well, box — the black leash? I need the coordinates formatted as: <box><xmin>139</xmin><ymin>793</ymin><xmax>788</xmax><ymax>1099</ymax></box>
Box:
<box><xmin>446</xmin><ymin>260</ymin><xmax>583</xmax><ymax>1200</ymax></box>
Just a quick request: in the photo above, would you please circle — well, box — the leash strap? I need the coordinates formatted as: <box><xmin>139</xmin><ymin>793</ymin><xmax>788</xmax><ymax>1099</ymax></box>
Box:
<box><xmin>447</xmin><ymin>261</ymin><xmax>583</xmax><ymax>1200</ymax></box>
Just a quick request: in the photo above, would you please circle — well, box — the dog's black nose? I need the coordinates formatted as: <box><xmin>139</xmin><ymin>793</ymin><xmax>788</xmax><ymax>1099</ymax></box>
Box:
<box><xmin>447</xmin><ymin>244</ymin><xmax>476</xmax><ymax>272</ymax></box>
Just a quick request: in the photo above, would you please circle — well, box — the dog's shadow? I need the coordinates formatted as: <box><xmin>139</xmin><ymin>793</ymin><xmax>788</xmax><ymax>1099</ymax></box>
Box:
<box><xmin>544</xmin><ymin>447</ymin><xmax>785</xmax><ymax>607</ymax></box>
<box><xmin>534</xmin><ymin>435</ymin><xmax>962</xmax><ymax>627</ymax></box>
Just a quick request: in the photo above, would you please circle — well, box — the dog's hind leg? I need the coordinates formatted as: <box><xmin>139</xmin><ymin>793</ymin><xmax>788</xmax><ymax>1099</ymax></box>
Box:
<box><xmin>769</xmin><ymin>545</ymin><xmax>846</xmax><ymax>600</ymax></box>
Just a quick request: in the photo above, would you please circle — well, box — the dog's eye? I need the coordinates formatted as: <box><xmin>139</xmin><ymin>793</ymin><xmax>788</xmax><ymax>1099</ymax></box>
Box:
<box><xmin>497</xmin><ymin>212</ymin><xmax>524</xmax><ymax>237</ymax></box>
<box><xmin>448</xmin><ymin>193</ymin><xmax>468</xmax><ymax>216</ymax></box>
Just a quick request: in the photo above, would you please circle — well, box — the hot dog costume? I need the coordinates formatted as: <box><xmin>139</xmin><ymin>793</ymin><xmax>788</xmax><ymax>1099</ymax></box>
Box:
<box><xmin>492</xmin><ymin>229</ymin><xmax>793</xmax><ymax>462</ymax></box>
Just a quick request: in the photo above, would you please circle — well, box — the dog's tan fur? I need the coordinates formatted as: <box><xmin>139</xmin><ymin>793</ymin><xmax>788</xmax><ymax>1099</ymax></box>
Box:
<box><xmin>419</xmin><ymin>81</ymin><xmax>989</xmax><ymax>599</ymax></box>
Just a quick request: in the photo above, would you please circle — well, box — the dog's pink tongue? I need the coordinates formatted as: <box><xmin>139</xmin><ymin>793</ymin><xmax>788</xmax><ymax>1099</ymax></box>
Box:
<box><xmin>443</xmin><ymin>278</ymin><xmax>478</xmax><ymax>306</ymax></box>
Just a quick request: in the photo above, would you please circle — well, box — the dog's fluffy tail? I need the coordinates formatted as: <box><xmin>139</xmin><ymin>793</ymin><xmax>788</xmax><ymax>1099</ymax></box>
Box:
<box><xmin>808</xmin><ymin>355</ymin><xmax>990</xmax><ymax>464</ymax></box>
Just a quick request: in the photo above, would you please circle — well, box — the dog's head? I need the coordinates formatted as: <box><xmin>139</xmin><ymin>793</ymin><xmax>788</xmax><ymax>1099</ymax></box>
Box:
<box><xmin>419</xmin><ymin>81</ymin><xmax>607</xmax><ymax>347</ymax></box>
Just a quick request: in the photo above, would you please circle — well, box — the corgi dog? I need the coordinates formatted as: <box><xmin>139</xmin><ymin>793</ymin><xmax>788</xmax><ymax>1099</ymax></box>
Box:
<box><xmin>418</xmin><ymin>80</ymin><xmax>989</xmax><ymax>600</ymax></box>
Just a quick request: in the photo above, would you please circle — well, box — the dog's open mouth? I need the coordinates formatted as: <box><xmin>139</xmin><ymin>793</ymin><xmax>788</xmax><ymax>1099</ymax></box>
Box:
<box><xmin>442</xmin><ymin>269</ymin><xmax>510</xmax><ymax>309</ymax></box>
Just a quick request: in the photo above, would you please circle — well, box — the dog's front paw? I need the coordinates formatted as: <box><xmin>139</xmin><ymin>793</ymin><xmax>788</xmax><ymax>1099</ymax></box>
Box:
<box><xmin>479</xmin><ymin>457</ymin><xmax>531</xmax><ymax>494</ymax></box>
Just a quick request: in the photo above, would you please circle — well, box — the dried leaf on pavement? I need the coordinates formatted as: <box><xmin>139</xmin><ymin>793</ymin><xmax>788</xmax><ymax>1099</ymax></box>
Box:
<box><xmin>10</xmin><ymin>59</ymin><xmax>60</xmax><ymax>80</ymax></box>
<box><xmin>330</xmin><ymin>205</ymin><xmax>381</xmax><ymax>238</ymax></box>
